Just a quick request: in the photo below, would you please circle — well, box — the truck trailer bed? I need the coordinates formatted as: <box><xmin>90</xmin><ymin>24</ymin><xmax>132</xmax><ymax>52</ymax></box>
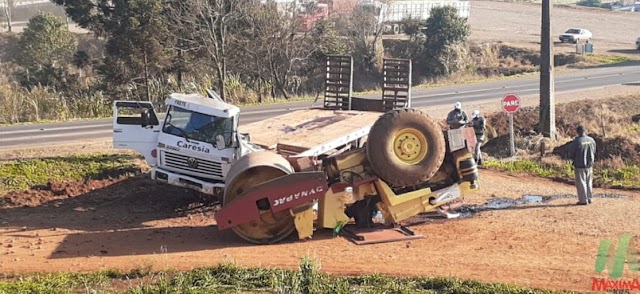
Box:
<box><xmin>238</xmin><ymin>108</ymin><xmax>383</xmax><ymax>157</ymax></box>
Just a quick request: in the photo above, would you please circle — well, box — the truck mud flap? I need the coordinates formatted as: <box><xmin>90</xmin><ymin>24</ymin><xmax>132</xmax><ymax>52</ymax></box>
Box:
<box><xmin>339</xmin><ymin>224</ymin><xmax>423</xmax><ymax>245</ymax></box>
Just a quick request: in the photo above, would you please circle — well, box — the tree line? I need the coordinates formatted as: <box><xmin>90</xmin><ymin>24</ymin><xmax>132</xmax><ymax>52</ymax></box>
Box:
<box><xmin>0</xmin><ymin>0</ymin><xmax>470</xmax><ymax>124</ymax></box>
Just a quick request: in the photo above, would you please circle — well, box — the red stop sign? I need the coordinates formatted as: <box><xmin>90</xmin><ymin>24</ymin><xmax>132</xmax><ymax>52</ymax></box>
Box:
<box><xmin>502</xmin><ymin>93</ymin><xmax>521</xmax><ymax>113</ymax></box>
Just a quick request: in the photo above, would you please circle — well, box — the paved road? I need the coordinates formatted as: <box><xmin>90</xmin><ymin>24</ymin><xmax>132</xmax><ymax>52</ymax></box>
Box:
<box><xmin>2</xmin><ymin>64</ymin><xmax>639</xmax><ymax>150</ymax></box>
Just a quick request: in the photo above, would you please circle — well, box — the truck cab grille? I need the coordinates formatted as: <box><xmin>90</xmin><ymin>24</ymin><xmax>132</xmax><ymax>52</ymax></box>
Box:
<box><xmin>160</xmin><ymin>150</ymin><xmax>224</xmax><ymax>179</ymax></box>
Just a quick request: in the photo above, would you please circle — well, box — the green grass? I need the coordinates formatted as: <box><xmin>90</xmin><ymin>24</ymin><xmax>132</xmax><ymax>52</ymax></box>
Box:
<box><xmin>483</xmin><ymin>158</ymin><xmax>640</xmax><ymax>189</ymax></box>
<box><xmin>596</xmin><ymin>164</ymin><xmax>640</xmax><ymax>189</ymax></box>
<box><xmin>581</xmin><ymin>54</ymin><xmax>633</xmax><ymax>65</ymax></box>
<box><xmin>0</xmin><ymin>153</ymin><xmax>144</xmax><ymax>194</ymax></box>
<box><xmin>0</xmin><ymin>257</ymin><xmax>572</xmax><ymax>294</ymax></box>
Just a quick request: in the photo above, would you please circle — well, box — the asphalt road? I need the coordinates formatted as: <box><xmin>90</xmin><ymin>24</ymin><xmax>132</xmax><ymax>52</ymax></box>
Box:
<box><xmin>2</xmin><ymin>64</ymin><xmax>639</xmax><ymax>150</ymax></box>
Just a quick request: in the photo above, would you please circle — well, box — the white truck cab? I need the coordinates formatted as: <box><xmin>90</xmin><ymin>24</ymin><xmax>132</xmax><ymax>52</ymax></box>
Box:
<box><xmin>113</xmin><ymin>57</ymin><xmax>415</xmax><ymax>198</ymax></box>
<box><xmin>113</xmin><ymin>92</ymin><xmax>261</xmax><ymax>195</ymax></box>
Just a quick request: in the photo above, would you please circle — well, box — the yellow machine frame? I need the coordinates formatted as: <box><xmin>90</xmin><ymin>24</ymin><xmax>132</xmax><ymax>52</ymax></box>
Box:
<box><xmin>291</xmin><ymin>146</ymin><xmax>479</xmax><ymax>240</ymax></box>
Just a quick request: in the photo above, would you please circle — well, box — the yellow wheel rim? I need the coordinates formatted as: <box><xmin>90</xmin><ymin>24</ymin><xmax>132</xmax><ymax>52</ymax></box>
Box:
<box><xmin>393</xmin><ymin>128</ymin><xmax>428</xmax><ymax>165</ymax></box>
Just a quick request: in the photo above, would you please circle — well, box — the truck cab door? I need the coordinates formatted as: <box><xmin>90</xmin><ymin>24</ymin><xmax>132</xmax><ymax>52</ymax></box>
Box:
<box><xmin>112</xmin><ymin>101</ymin><xmax>161</xmax><ymax>166</ymax></box>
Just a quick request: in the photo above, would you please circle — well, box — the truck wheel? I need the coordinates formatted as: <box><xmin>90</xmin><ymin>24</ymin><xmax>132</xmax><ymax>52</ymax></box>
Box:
<box><xmin>222</xmin><ymin>151</ymin><xmax>297</xmax><ymax>244</ymax></box>
<box><xmin>366</xmin><ymin>108</ymin><xmax>446</xmax><ymax>187</ymax></box>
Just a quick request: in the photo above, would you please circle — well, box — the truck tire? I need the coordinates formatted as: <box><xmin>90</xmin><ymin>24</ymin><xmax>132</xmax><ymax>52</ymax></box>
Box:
<box><xmin>366</xmin><ymin>108</ymin><xmax>446</xmax><ymax>187</ymax></box>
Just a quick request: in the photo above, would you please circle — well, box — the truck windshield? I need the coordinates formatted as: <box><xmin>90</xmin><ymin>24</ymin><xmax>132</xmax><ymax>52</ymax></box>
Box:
<box><xmin>162</xmin><ymin>105</ymin><xmax>233</xmax><ymax>148</ymax></box>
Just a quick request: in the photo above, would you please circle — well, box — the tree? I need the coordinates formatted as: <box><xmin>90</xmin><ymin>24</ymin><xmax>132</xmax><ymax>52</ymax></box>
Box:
<box><xmin>282</xmin><ymin>19</ymin><xmax>350</xmax><ymax>98</ymax></box>
<box><xmin>422</xmin><ymin>6</ymin><xmax>470</xmax><ymax>77</ymax></box>
<box><xmin>233</xmin><ymin>2</ymin><xmax>317</xmax><ymax>99</ymax></box>
<box><xmin>394</xmin><ymin>17</ymin><xmax>425</xmax><ymax>60</ymax></box>
<box><xmin>1</xmin><ymin>0</ymin><xmax>14</xmax><ymax>32</ymax></box>
<box><xmin>53</xmin><ymin>0</ymin><xmax>173</xmax><ymax>101</ymax></box>
<box><xmin>343</xmin><ymin>4</ymin><xmax>385</xmax><ymax>73</ymax></box>
<box><xmin>16</xmin><ymin>12</ymin><xmax>78</xmax><ymax>91</ymax></box>
<box><xmin>17</xmin><ymin>12</ymin><xmax>76</xmax><ymax>69</ymax></box>
<box><xmin>167</xmin><ymin>0</ymin><xmax>245</xmax><ymax>102</ymax></box>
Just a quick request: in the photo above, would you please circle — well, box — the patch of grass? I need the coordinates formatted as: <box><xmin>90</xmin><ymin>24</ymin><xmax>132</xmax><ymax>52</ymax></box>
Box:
<box><xmin>484</xmin><ymin>158</ymin><xmax>572</xmax><ymax>178</ymax></box>
<box><xmin>413</xmin><ymin>71</ymin><xmax>537</xmax><ymax>90</ymax></box>
<box><xmin>628</xmin><ymin>124</ymin><xmax>640</xmax><ymax>133</ymax></box>
<box><xmin>0</xmin><ymin>257</ymin><xmax>570</xmax><ymax>294</ymax></box>
<box><xmin>0</xmin><ymin>153</ymin><xmax>144</xmax><ymax>194</ymax></box>
<box><xmin>581</xmin><ymin>54</ymin><xmax>632</xmax><ymax>65</ymax></box>
<box><xmin>233</xmin><ymin>95</ymin><xmax>318</xmax><ymax>108</ymax></box>
<box><xmin>595</xmin><ymin>164</ymin><xmax>640</xmax><ymax>189</ymax></box>
<box><xmin>0</xmin><ymin>272</ymin><xmax>112</xmax><ymax>294</ymax></box>
<box><xmin>483</xmin><ymin>158</ymin><xmax>640</xmax><ymax>189</ymax></box>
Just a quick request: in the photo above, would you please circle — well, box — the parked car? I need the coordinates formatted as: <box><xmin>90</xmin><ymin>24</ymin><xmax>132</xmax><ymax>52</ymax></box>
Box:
<box><xmin>636</xmin><ymin>36</ymin><xmax>640</xmax><ymax>50</ymax></box>
<box><xmin>559</xmin><ymin>28</ymin><xmax>592</xmax><ymax>43</ymax></box>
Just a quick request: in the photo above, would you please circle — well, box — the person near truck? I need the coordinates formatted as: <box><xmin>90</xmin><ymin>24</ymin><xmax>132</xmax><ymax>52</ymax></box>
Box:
<box><xmin>568</xmin><ymin>125</ymin><xmax>597</xmax><ymax>205</ymax></box>
<box><xmin>471</xmin><ymin>110</ymin><xmax>486</xmax><ymax>165</ymax></box>
<box><xmin>446</xmin><ymin>102</ymin><xmax>469</xmax><ymax>129</ymax></box>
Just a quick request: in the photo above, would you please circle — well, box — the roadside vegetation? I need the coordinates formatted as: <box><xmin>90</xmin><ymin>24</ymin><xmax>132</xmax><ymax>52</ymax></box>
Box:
<box><xmin>577</xmin><ymin>54</ymin><xmax>631</xmax><ymax>65</ymax></box>
<box><xmin>0</xmin><ymin>2</ymin><xmax>630</xmax><ymax>125</ymax></box>
<box><xmin>482</xmin><ymin>94</ymin><xmax>640</xmax><ymax>190</ymax></box>
<box><xmin>0</xmin><ymin>257</ymin><xmax>567</xmax><ymax>294</ymax></box>
<box><xmin>0</xmin><ymin>153</ymin><xmax>144</xmax><ymax>195</ymax></box>
<box><xmin>484</xmin><ymin>158</ymin><xmax>640</xmax><ymax>189</ymax></box>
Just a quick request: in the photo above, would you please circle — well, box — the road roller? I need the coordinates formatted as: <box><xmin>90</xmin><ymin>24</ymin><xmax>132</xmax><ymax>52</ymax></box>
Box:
<box><xmin>214</xmin><ymin>108</ymin><xmax>480</xmax><ymax>245</ymax></box>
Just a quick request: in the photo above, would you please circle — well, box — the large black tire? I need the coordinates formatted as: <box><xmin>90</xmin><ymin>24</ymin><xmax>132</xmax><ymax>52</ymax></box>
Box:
<box><xmin>366</xmin><ymin>108</ymin><xmax>446</xmax><ymax>187</ymax></box>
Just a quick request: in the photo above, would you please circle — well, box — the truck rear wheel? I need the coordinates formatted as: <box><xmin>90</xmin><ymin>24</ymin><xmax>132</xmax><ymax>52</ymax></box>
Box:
<box><xmin>222</xmin><ymin>151</ymin><xmax>297</xmax><ymax>244</ymax></box>
<box><xmin>366</xmin><ymin>108</ymin><xmax>446</xmax><ymax>187</ymax></box>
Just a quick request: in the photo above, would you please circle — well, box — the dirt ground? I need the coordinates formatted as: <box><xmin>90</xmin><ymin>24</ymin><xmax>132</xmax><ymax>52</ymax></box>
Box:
<box><xmin>468</xmin><ymin>1</ymin><xmax>640</xmax><ymax>57</ymax></box>
<box><xmin>2</xmin><ymin>1</ymin><xmax>640</xmax><ymax>292</ymax></box>
<box><xmin>1</xmin><ymin>167</ymin><xmax>639</xmax><ymax>293</ymax></box>
<box><xmin>1</xmin><ymin>90</ymin><xmax>639</xmax><ymax>293</ymax></box>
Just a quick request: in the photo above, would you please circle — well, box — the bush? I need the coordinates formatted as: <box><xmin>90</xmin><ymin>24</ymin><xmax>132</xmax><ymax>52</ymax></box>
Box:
<box><xmin>577</xmin><ymin>0</ymin><xmax>602</xmax><ymax>7</ymax></box>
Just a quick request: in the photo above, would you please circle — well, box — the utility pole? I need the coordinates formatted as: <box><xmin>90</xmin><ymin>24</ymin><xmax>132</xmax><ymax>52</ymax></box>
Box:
<box><xmin>539</xmin><ymin>0</ymin><xmax>556</xmax><ymax>139</ymax></box>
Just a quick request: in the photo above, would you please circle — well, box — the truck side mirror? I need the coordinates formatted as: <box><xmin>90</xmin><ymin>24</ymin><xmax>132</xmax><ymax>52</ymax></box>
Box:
<box><xmin>141</xmin><ymin>109</ymin><xmax>151</xmax><ymax>127</ymax></box>
<box><xmin>231</xmin><ymin>131</ymin><xmax>238</xmax><ymax>146</ymax></box>
<box><xmin>215</xmin><ymin>134</ymin><xmax>226</xmax><ymax>150</ymax></box>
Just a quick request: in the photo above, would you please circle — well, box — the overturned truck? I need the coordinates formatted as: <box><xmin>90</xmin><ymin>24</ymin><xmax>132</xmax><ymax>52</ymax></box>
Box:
<box><xmin>112</xmin><ymin>56</ymin><xmax>480</xmax><ymax>245</ymax></box>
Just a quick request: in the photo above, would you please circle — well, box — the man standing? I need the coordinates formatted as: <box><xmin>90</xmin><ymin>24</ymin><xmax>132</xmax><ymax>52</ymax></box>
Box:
<box><xmin>446</xmin><ymin>102</ymin><xmax>469</xmax><ymax>129</ymax></box>
<box><xmin>471</xmin><ymin>110</ymin><xmax>486</xmax><ymax>165</ymax></box>
<box><xmin>568</xmin><ymin>125</ymin><xmax>597</xmax><ymax>205</ymax></box>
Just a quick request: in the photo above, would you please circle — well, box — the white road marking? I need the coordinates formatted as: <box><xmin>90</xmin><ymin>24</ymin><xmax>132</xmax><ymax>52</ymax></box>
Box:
<box><xmin>0</xmin><ymin>130</ymin><xmax>113</xmax><ymax>144</ymax></box>
<box><xmin>0</xmin><ymin>123</ymin><xmax>113</xmax><ymax>135</ymax></box>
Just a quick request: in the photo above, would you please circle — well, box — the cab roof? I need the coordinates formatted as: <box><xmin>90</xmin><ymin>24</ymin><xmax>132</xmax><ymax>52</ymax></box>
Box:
<box><xmin>165</xmin><ymin>93</ymin><xmax>239</xmax><ymax>118</ymax></box>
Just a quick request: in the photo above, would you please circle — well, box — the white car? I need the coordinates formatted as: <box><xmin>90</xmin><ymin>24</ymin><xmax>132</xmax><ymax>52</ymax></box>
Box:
<box><xmin>636</xmin><ymin>36</ymin><xmax>640</xmax><ymax>50</ymax></box>
<box><xmin>559</xmin><ymin>28</ymin><xmax>592</xmax><ymax>44</ymax></box>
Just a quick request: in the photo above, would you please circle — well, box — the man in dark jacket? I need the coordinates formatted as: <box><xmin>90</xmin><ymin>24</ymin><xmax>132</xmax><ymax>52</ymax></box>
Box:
<box><xmin>471</xmin><ymin>110</ymin><xmax>486</xmax><ymax>165</ymax></box>
<box><xmin>446</xmin><ymin>102</ymin><xmax>469</xmax><ymax>129</ymax></box>
<box><xmin>568</xmin><ymin>125</ymin><xmax>597</xmax><ymax>205</ymax></box>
